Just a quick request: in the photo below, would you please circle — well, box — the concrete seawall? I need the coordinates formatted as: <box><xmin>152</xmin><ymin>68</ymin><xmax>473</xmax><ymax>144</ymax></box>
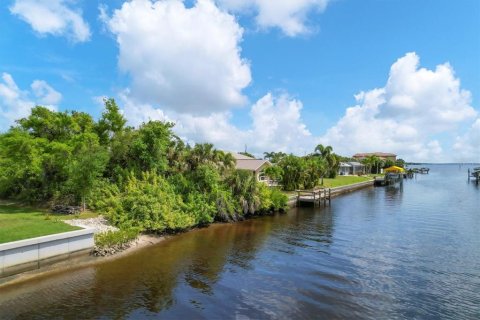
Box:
<box><xmin>287</xmin><ymin>180</ymin><xmax>374</xmax><ymax>207</ymax></box>
<box><xmin>0</xmin><ymin>229</ymin><xmax>94</xmax><ymax>279</ymax></box>
<box><xmin>329</xmin><ymin>180</ymin><xmax>374</xmax><ymax>197</ymax></box>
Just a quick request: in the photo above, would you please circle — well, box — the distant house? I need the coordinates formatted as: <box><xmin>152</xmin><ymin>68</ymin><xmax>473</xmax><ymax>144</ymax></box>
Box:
<box><xmin>352</xmin><ymin>152</ymin><xmax>397</xmax><ymax>162</ymax></box>
<box><xmin>230</xmin><ymin>153</ymin><xmax>274</xmax><ymax>184</ymax></box>
<box><xmin>339</xmin><ymin>162</ymin><xmax>366</xmax><ymax>175</ymax></box>
<box><xmin>339</xmin><ymin>162</ymin><xmax>352</xmax><ymax>175</ymax></box>
<box><xmin>349</xmin><ymin>161</ymin><xmax>366</xmax><ymax>175</ymax></box>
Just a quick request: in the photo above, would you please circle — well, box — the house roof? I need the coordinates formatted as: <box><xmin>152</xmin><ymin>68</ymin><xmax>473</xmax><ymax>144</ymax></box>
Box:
<box><xmin>352</xmin><ymin>152</ymin><xmax>397</xmax><ymax>158</ymax></box>
<box><xmin>348</xmin><ymin>161</ymin><xmax>364</xmax><ymax>166</ymax></box>
<box><xmin>230</xmin><ymin>152</ymin><xmax>255</xmax><ymax>160</ymax></box>
<box><xmin>235</xmin><ymin>159</ymin><xmax>271</xmax><ymax>171</ymax></box>
<box><xmin>339</xmin><ymin>162</ymin><xmax>352</xmax><ymax>167</ymax></box>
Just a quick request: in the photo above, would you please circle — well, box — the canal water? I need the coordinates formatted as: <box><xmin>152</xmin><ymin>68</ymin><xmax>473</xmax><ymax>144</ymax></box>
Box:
<box><xmin>1</xmin><ymin>164</ymin><xmax>479</xmax><ymax>319</ymax></box>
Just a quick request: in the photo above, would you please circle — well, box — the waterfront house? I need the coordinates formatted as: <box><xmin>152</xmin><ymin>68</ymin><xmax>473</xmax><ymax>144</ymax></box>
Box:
<box><xmin>230</xmin><ymin>153</ymin><xmax>275</xmax><ymax>185</ymax></box>
<box><xmin>352</xmin><ymin>152</ymin><xmax>397</xmax><ymax>161</ymax></box>
<box><xmin>339</xmin><ymin>162</ymin><xmax>352</xmax><ymax>175</ymax></box>
<box><xmin>349</xmin><ymin>161</ymin><xmax>366</xmax><ymax>175</ymax></box>
<box><xmin>339</xmin><ymin>162</ymin><xmax>366</xmax><ymax>175</ymax></box>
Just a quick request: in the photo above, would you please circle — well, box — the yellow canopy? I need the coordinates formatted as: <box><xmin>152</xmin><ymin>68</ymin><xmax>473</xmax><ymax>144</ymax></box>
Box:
<box><xmin>384</xmin><ymin>166</ymin><xmax>405</xmax><ymax>173</ymax></box>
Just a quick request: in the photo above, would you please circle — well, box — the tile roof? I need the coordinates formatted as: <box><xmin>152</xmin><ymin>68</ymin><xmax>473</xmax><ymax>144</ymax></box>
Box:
<box><xmin>353</xmin><ymin>152</ymin><xmax>397</xmax><ymax>158</ymax></box>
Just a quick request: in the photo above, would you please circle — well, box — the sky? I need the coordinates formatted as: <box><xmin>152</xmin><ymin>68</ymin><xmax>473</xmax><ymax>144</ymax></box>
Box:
<box><xmin>0</xmin><ymin>0</ymin><xmax>479</xmax><ymax>162</ymax></box>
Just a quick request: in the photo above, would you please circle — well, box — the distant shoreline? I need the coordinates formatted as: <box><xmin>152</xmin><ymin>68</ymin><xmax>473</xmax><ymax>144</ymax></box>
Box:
<box><xmin>406</xmin><ymin>163</ymin><xmax>480</xmax><ymax>165</ymax></box>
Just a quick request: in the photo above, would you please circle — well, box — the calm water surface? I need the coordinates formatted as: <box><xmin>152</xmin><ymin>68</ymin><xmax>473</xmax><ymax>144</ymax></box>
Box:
<box><xmin>1</xmin><ymin>164</ymin><xmax>479</xmax><ymax>319</ymax></box>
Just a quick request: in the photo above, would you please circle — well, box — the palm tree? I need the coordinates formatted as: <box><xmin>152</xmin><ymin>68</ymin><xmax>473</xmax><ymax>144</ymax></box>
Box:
<box><xmin>263</xmin><ymin>151</ymin><xmax>286</xmax><ymax>164</ymax></box>
<box><xmin>363</xmin><ymin>155</ymin><xmax>382</xmax><ymax>174</ymax></box>
<box><xmin>314</xmin><ymin>144</ymin><xmax>333</xmax><ymax>159</ymax></box>
<box><xmin>218</xmin><ymin>151</ymin><xmax>235</xmax><ymax>175</ymax></box>
<box><xmin>303</xmin><ymin>156</ymin><xmax>326</xmax><ymax>188</ymax></box>
<box><xmin>361</xmin><ymin>158</ymin><xmax>372</xmax><ymax>174</ymax></box>
<box><xmin>227</xmin><ymin>170</ymin><xmax>260</xmax><ymax>214</ymax></box>
<box><xmin>314</xmin><ymin>144</ymin><xmax>339</xmax><ymax>179</ymax></box>
<box><xmin>327</xmin><ymin>153</ymin><xmax>341</xmax><ymax>178</ymax></box>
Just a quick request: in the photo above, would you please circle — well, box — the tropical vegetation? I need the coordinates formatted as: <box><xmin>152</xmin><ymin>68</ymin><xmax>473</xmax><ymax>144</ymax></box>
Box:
<box><xmin>0</xmin><ymin>98</ymin><xmax>403</xmax><ymax>242</ymax></box>
<box><xmin>262</xmin><ymin>144</ymin><xmax>341</xmax><ymax>191</ymax></box>
<box><xmin>0</xmin><ymin>100</ymin><xmax>288</xmax><ymax>236</ymax></box>
<box><xmin>361</xmin><ymin>155</ymin><xmax>405</xmax><ymax>174</ymax></box>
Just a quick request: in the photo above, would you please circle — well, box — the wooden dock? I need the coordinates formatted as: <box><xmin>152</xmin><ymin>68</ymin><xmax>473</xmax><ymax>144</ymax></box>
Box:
<box><xmin>412</xmin><ymin>167</ymin><xmax>430</xmax><ymax>174</ymax></box>
<box><xmin>468</xmin><ymin>168</ymin><xmax>480</xmax><ymax>185</ymax></box>
<box><xmin>374</xmin><ymin>173</ymin><xmax>403</xmax><ymax>186</ymax></box>
<box><xmin>296</xmin><ymin>188</ymin><xmax>331</xmax><ymax>207</ymax></box>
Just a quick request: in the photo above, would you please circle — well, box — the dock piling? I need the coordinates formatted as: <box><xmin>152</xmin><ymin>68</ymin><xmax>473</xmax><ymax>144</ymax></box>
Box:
<box><xmin>296</xmin><ymin>188</ymin><xmax>331</xmax><ymax>207</ymax></box>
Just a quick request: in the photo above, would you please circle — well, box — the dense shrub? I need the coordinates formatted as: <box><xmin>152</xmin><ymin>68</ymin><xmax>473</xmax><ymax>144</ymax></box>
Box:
<box><xmin>109</xmin><ymin>172</ymin><xmax>196</xmax><ymax>232</ymax></box>
<box><xmin>258</xmin><ymin>184</ymin><xmax>288</xmax><ymax>213</ymax></box>
<box><xmin>94</xmin><ymin>228</ymin><xmax>140</xmax><ymax>249</ymax></box>
<box><xmin>184</xmin><ymin>192</ymin><xmax>216</xmax><ymax>225</ymax></box>
<box><xmin>269</xmin><ymin>188</ymin><xmax>289</xmax><ymax>212</ymax></box>
<box><xmin>214</xmin><ymin>189</ymin><xmax>238</xmax><ymax>222</ymax></box>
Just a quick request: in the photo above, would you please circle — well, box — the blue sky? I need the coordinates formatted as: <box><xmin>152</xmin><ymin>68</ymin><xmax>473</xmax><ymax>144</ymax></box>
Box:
<box><xmin>0</xmin><ymin>0</ymin><xmax>479</xmax><ymax>162</ymax></box>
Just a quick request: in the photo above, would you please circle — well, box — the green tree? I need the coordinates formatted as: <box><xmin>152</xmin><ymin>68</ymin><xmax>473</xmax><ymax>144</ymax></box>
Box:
<box><xmin>264</xmin><ymin>165</ymin><xmax>283</xmax><ymax>182</ymax></box>
<box><xmin>383</xmin><ymin>159</ymin><xmax>395</xmax><ymax>168</ymax></box>
<box><xmin>363</xmin><ymin>155</ymin><xmax>383</xmax><ymax>174</ymax></box>
<box><xmin>314</xmin><ymin>144</ymin><xmax>333</xmax><ymax>158</ymax></box>
<box><xmin>130</xmin><ymin>121</ymin><xmax>175</xmax><ymax>174</ymax></box>
<box><xmin>314</xmin><ymin>144</ymin><xmax>339</xmax><ymax>179</ymax></box>
<box><xmin>96</xmin><ymin>98</ymin><xmax>127</xmax><ymax>144</ymax></box>
<box><xmin>303</xmin><ymin>156</ymin><xmax>326</xmax><ymax>189</ymax></box>
<box><xmin>395</xmin><ymin>158</ymin><xmax>406</xmax><ymax>168</ymax></box>
<box><xmin>278</xmin><ymin>154</ymin><xmax>305</xmax><ymax>191</ymax></box>
<box><xmin>17</xmin><ymin>107</ymin><xmax>74</xmax><ymax>141</ymax></box>
<box><xmin>67</xmin><ymin>133</ymin><xmax>109</xmax><ymax>209</ymax></box>
<box><xmin>263</xmin><ymin>151</ymin><xmax>286</xmax><ymax>164</ymax></box>
<box><xmin>0</xmin><ymin>129</ymin><xmax>45</xmax><ymax>200</ymax></box>
<box><xmin>226</xmin><ymin>169</ymin><xmax>260</xmax><ymax>215</ymax></box>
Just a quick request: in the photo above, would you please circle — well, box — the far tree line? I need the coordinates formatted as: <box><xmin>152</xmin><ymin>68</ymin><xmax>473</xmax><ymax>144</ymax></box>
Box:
<box><xmin>261</xmin><ymin>146</ymin><xmax>405</xmax><ymax>191</ymax></box>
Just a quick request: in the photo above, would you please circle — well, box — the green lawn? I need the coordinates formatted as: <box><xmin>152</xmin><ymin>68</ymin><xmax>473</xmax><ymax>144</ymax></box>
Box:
<box><xmin>0</xmin><ymin>201</ymin><xmax>89</xmax><ymax>244</ymax></box>
<box><xmin>321</xmin><ymin>175</ymin><xmax>373</xmax><ymax>188</ymax></box>
<box><xmin>282</xmin><ymin>175</ymin><xmax>375</xmax><ymax>195</ymax></box>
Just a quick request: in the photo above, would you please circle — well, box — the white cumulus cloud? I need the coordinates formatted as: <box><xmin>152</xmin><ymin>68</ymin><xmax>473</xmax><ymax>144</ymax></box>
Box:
<box><xmin>217</xmin><ymin>0</ymin><xmax>330</xmax><ymax>36</ymax></box>
<box><xmin>320</xmin><ymin>52</ymin><xmax>476</xmax><ymax>162</ymax></box>
<box><xmin>10</xmin><ymin>0</ymin><xmax>91</xmax><ymax>42</ymax></box>
<box><xmin>0</xmin><ymin>73</ymin><xmax>61</xmax><ymax>130</ymax></box>
<box><xmin>453</xmin><ymin>119</ymin><xmax>480</xmax><ymax>163</ymax></box>
<box><xmin>104</xmin><ymin>0</ymin><xmax>251</xmax><ymax>114</ymax></box>
<box><xmin>31</xmin><ymin>80</ymin><xmax>62</xmax><ymax>105</ymax></box>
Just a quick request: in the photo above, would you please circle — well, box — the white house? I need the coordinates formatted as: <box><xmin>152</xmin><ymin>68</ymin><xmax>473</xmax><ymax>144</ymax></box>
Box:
<box><xmin>338</xmin><ymin>161</ymin><xmax>366</xmax><ymax>175</ymax></box>
<box><xmin>339</xmin><ymin>162</ymin><xmax>352</xmax><ymax>175</ymax></box>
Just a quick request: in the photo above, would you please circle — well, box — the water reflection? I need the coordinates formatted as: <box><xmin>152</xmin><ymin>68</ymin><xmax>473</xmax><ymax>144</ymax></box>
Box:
<box><xmin>0</xmin><ymin>218</ymin><xmax>283</xmax><ymax>319</ymax></box>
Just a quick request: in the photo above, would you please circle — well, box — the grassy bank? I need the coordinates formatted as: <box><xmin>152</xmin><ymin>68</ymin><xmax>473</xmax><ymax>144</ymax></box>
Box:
<box><xmin>281</xmin><ymin>175</ymin><xmax>374</xmax><ymax>196</ymax></box>
<box><xmin>322</xmin><ymin>175</ymin><xmax>373</xmax><ymax>188</ymax></box>
<box><xmin>0</xmin><ymin>201</ymin><xmax>94</xmax><ymax>244</ymax></box>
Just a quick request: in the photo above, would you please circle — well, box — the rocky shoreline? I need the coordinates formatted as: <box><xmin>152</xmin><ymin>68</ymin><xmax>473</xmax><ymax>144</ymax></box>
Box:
<box><xmin>63</xmin><ymin>216</ymin><xmax>119</xmax><ymax>234</ymax></box>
